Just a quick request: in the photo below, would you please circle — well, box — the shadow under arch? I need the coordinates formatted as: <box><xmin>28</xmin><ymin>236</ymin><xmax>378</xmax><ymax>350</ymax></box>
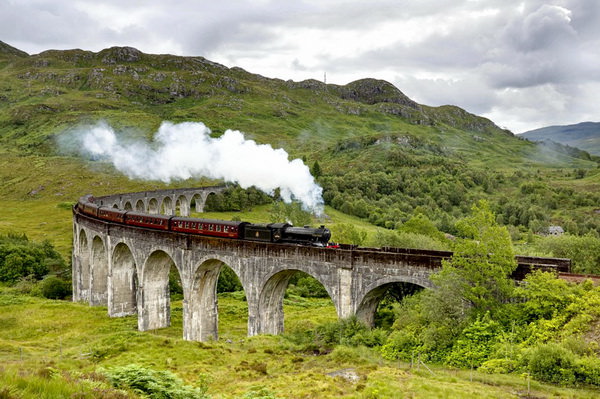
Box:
<box><xmin>257</xmin><ymin>269</ymin><xmax>335</xmax><ymax>336</ymax></box>
<box><xmin>138</xmin><ymin>250</ymin><xmax>179</xmax><ymax>331</ymax></box>
<box><xmin>135</xmin><ymin>199</ymin><xmax>145</xmax><ymax>212</ymax></box>
<box><xmin>190</xmin><ymin>193</ymin><xmax>202</xmax><ymax>213</ymax></box>
<box><xmin>175</xmin><ymin>195</ymin><xmax>188</xmax><ymax>216</ymax></box>
<box><xmin>90</xmin><ymin>235</ymin><xmax>108</xmax><ymax>306</ymax></box>
<box><xmin>148</xmin><ymin>198</ymin><xmax>159</xmax><ymax>214</ymax></box>
<box><xmin>110</xmin><ymin>242</ymin><xmax>138</xmax><ymax>317</ymax></box>
<box><xmin>75</xmin><ymin>229</ymin><xmax>89</xmax><ymax>302</ymax></box>
<box><xmin>185</xmin><ymin>259</ymin><xmax>246</xmax><ymax>341</ymax></box>
<box><xmin>355</xmin><ymin>278</ymin><xmax>428</xmax><ymax>327</ymax></box>
<box><xmin>161</xmin><ymin>197</ymin><xmax>173</xmax><ymax>215</ymax></box>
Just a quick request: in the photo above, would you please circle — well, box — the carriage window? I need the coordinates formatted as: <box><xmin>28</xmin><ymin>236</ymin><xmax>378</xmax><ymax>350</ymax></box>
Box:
<box><xmin>216</xmin><ymin>225</ymin><xmax>221</xmax><ymax>232</ymax></box>
<box><xmin>209</xmin><ymin>224</ymin><xmax>214</xmax><ymax>231</ymax></box>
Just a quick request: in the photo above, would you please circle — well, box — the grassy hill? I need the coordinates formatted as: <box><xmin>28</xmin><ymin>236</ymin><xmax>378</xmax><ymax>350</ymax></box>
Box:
<box><xmin>1</xmin><ymin>40</ymin><xmax>598</xmax><ymax>245</ymax></box>
<box><xmin>521</xmin><ymin>122</ymin><xmax>600</xmax><ymax>156</ymax></box>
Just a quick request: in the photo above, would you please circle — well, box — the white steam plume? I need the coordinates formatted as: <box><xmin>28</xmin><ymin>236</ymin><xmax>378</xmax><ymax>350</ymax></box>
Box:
<box><xmin>74</xmin><ymin>121</ymin><xmax>324</xmax><ymax>213</ymax></box>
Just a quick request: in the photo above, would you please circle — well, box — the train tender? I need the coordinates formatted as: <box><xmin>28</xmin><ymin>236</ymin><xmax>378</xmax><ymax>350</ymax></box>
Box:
<box><xmin>76</xmin><ymin>195</ymin><xmax>331</xmax><ymax>247</ymax></box>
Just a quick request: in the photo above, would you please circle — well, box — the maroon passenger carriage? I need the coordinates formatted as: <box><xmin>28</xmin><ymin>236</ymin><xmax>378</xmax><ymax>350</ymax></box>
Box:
<box><xmin>75</xmin><ymin>195</ymin><xmax>331</xmax><ymax>246</ymax></box>
<box><xmin>170</xmin><ymin>217</ymin><xmax>244</xmax><ymax>238</ymax></box>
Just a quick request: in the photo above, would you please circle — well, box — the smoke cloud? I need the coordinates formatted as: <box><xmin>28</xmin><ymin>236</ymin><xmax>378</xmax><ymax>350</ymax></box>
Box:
<box><xmin>73</xmin><ymin>121</ymin><xmax>324</xmax><ymax>213</ymax></box>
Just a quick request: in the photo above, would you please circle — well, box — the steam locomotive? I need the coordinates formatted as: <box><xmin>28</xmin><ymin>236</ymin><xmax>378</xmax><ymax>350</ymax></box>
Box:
<box><xmin>76</xmin><ymin>195</ymin><xmax>331</xmax><ymax>247</ymax></box>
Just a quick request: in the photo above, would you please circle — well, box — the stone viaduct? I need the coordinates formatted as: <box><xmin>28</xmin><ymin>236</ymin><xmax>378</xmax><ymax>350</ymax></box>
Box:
<box><xmin>72</xmin><ymin>186</ymin><xmax>570</xmax><ymax>342</ymax></box>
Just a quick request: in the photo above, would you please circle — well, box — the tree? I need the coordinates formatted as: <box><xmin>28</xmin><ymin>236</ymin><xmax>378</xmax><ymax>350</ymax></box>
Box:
<box><xmin>311</xmin><ymin>161</ymin><xmax>322</xmax><ymax>178</ymax></box>
<box><xmin>268</xmin><ymin>201</ymin><xmax>312</xmax><ymax>226</ymax></box>
<box><xmin>330</xmin><ymin>223</ymin><xmax>367</xmax><ymax>245</ymax></box>
<box><xmin>398</xmin><ymin>213</ymin><xmax>446</xmax><ymax>242</ymax></box>
<box><xmin>431</xmin><ymin>200</ymin><xmax>517</xmax><ymax>319</ymax></box>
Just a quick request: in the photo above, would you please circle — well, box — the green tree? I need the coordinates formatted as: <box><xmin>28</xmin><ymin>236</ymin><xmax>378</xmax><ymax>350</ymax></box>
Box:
<box><xmin>311</xmin><ymin>160</ymin><xmax>322</xmax><ymax>178</ymax></box>
<box><xmin>398</xmin><ymin>213</ymin><xmax>447</xmax><ymax>242</ymax></box>
<box><xmin>269</xmin><ymin>201</ymin><xmax>312</xmax><ymax>226</ymax></box>
<box><xmin>432</xmin><ymin>200</ymin><xmax>517</xmax><ymax>318</ymax></box>
<box><xmin>330</xmin><ymin>223</ymin><xmax>367</xmax><ymax>246</ymax></box>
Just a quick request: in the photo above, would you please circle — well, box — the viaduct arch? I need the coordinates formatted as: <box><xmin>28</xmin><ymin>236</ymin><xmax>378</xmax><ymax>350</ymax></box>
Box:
<box><xmin>72</xmin><ymin>187</ymin><xmax>570</xmax><ymax>342</ymax></box>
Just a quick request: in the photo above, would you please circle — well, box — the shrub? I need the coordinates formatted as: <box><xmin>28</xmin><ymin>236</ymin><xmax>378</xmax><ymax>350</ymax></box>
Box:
<box><xmin>39</xmin><ymin>276</ymin><xmax>72</xmax><ymax>299</ymax></box>
<box><xmin>315</xmin><ymin>316</ymin><xmax>370</xmax><ymax>347</ymax></box>
<box><xmin>445</xmin><ymin>313</ymin><xmax>501</xmax><ymax>368</ymax></box>
<box><xmin>102</xmin><ymin>364</ymin><xmax>209</xmax><ymax>399</ymax></box>
<box><xmin>379</xmin><ymin>330</ymin><xmax>421</xmax><ymax>361</ymax></box>
<box><xmin>0</xmin><ymin>234</ymin><xmax>65</xmax><ymax>284</ymax></box>
<box><xmin>478</xmin><ymin>358</ymin><xmax>518</xmax><ymax>374</ymax></box>
<box><xmin>575</xmin><ymin>356</ymin><xmax>600</xmax><ymax>386</ymax></box>
<box><xmin>526</xmin><ymin>343</ymin><xmax>576</xmax><ymax>385</ymax></box>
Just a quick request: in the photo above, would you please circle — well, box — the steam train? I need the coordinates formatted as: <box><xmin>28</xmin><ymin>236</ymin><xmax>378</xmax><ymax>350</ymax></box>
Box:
<box><xmin>76</xmin><ymin>195</ymin><xmax>331</xmax><ymax>247</ymax></box>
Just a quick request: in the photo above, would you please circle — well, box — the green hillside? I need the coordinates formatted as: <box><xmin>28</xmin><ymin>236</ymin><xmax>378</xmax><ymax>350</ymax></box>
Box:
<box><xmin>521</xmin><ymin>122</ymin><xmax>600</xmax><ymax>156</ymax></box>
<box><xmin>0</xmin><ymin>40</ymin><xmax>599</xmax><ymax>245</ymax></box>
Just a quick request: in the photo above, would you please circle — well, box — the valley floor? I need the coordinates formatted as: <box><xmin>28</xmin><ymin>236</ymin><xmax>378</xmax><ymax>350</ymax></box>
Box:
<box><xmin>1</xmin><ymin>288</ymin><xmax>599</xmax><ymax>399</ymax></box>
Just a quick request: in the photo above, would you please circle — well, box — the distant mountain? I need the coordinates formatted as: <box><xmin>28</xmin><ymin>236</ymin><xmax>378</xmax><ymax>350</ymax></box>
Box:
<box><xmin>521</xmin><ymin>122</ymin><xmax>600</xmax><ymax>156</ymax></box>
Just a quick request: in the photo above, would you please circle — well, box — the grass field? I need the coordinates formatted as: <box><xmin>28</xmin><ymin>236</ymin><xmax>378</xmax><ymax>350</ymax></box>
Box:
<box><xmin>2</xmin><ymin>287</ymin><xmax>599</xmax><ymax>398</ymax></box>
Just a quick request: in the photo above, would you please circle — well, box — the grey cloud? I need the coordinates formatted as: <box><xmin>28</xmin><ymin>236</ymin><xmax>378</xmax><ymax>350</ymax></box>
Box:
<box><xmin>1</xmin><ymin>0</ymin><xmax>599</xmax><ymax>132</ymax></box>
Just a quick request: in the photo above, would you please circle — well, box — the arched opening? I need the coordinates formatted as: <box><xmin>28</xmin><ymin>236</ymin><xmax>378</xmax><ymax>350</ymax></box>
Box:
<box><xmin>185</xmin><ymin>260</ymin><xmax>247</xmax><ymax>341</ymax></box>
<box><xmin>124</xmin><ymin>201</ymin><xmax>133</xmax><ymax>211</ymax></box>
<box><xmin>112</xmin><ymin>204</ymin><xmax>119</xmax><ymax>209</ymax></box>
<box><xmin>75</xmin><ymin>229</ymin><xmax>89</xmax><ymax>302</ymax></box>
<box><xmin>135</xmin><ymin>199</ymin><xmax>145</xmax><ymax>212</ymax></box>
<box><xmin>185</xmin><ymin>259</ymin><xmax>223</xmax><ymax>341</ymax></box>
<box><xmin>356</xmin><ymin>281</ymin><xmax>425</xmax><ymax>328</ymax></box>
<box><xmin>203</xmin><ymin>192</ymin><xmax>223</xmax><ymax>212</ymax></box>
<box><xmin>175</xmin><ymin>195</ymin><xmax>189</xmax><ymax>216</ymax></box>
<box><xmin>138</xmin><ymin>250</ymin><xmax>178</xmax><ymax>331</ymax></box>
<box><xmin>160</xmin><ymin>197</ymin><xmax>173</xmax><ymax>215</ymax></box>
<box><xmin>90</xmin><ymin>236</ymin><xmax>108</xmax><ymax>306</ymax></box>
<box><xmin>110</xmin><ymin>243</ymin><xmax>138</xmax><ymax>317</ymax></box>
<box><xmin>148</xmin><ymin>198</ymin><xmax>159</xmax><ymax>214</ymax></box>
<box><xmin>258</xmin><ymin>270</ymin><xmax>335</xmax><ymax>336</ymax></box>
<box><xmin>190</xmin><ymin>193</ymin><xmax>203</xmax><ymax>214</ymax></box>
<box><xmin>216</xmin><ymin>265</ymin><xmax>247</xmax><ymax>340</ymax></box>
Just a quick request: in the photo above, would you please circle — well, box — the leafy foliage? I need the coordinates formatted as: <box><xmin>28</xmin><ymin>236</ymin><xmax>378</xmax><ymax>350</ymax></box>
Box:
<box><xmin>39</xmin><ymin>276</ymin><xmax>72</xmax><ymax>299</ymax></box>
<box><xmin>268</xmin><ymin>201</ymin><xmax>312</xmax><ymax>226</ymax></box>
<box><xmin>439</xmin><ymin>200</ymin><xmax>517</xmax><ymax>317</ymax></box>
<box><xmin>531</xmin><ymin>234</ymin><xmax>600</xmax><ymax>274</ymax></box>
<box><xmin>0</xmin><ymin>233</ymin><xmax>65</xmax><ymax>284</ymax></box>
<box><xmin>103</xmin><ymin>364</ymin><xmax>209</xmax><ymax>399</ymax></box>
<box><xmin>330</xmin><ymin>223</ymin><xmax>367</xmax><ymax>246</ymax></box>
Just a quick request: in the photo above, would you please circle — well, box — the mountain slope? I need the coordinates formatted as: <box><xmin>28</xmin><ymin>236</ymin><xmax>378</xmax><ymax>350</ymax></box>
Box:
<box><xmin>0</xmin><ymin>41</ymin><xmax>598</xmax><ymax>242</ymax></box>
<box><xmin>521</xmin><ymin>122</ymin><xmax>600</xmax><ymax>156</ymax></box>
<box><xmin>0</xmin><ymin>42</ymin><xmax>594</xmax><ymax>166</ymax></box>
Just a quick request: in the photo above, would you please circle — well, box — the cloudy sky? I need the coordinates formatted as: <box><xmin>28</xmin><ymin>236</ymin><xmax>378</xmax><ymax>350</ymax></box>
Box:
<box><xmin>1</xmin><ymin>0</ymin><xmax>599</xmax><ymax>133</ymax></box>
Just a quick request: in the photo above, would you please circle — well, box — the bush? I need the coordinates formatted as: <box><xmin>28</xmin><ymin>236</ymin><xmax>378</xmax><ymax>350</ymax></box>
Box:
<box><xmin>526</xmin><ymin>343</ymin><xmax>576</xmax><ymax>385</ymax></box>
<box><xmin>379</xmin><ymin>330</ymin><xmax>421</xmax><ymax>361</ymax></box>
<box><xmin>315</xmin><ymin>316</ymin><xmax>370</xmax><ymax>347</ymax></box>
<box><xmin>39</xmin><ymin>276</ymin><xmax>72</xmax><ymax>299</ymax></box>
<box><xmin>478</xmin><ymin>358</ymin><xmax>518</xmax><ymax>374</ymax></box>
<box><xmin>0</xmin><ymin>234</ymin><xmax>65</xmax><ymax>284</ymax></box>
<box><xmin>287</xmin><ymin>274</ymin><xmax>328</xmax><ymax>298</ymax></box>
<box><xmin>103</xmin><ymin>364</ymin><xmax>209</xmax><ymax>399</ymax></box>
<box><xmin>575</xmin><ymin>356</ymin><xmax>600</xmax><ymax>386</ymax></box>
